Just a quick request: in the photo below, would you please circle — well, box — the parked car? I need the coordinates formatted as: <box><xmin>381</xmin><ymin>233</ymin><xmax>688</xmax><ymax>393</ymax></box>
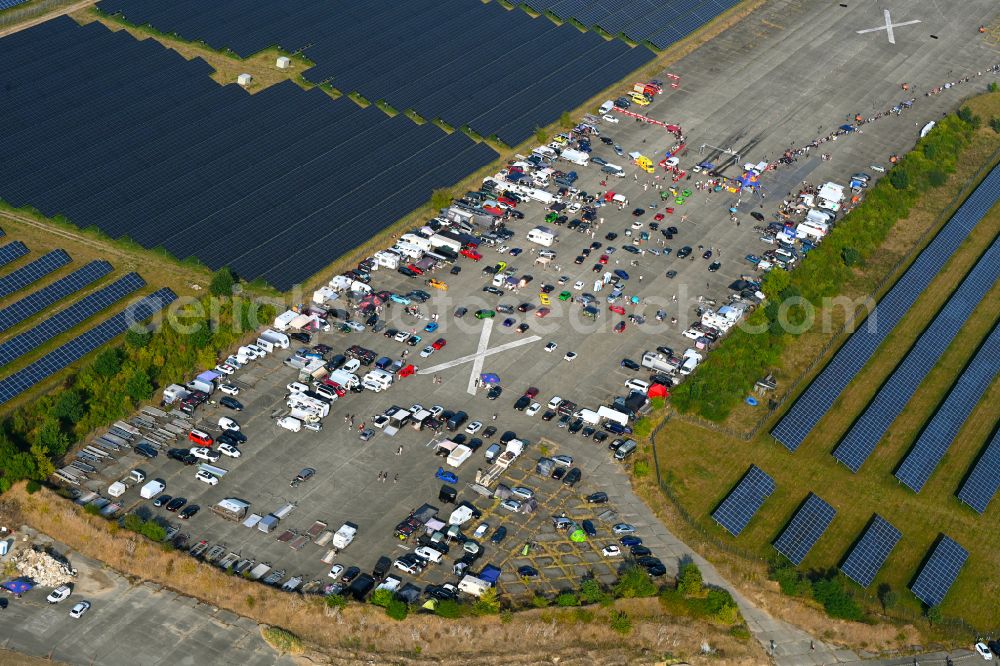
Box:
<box><xmin>68</xmin><ymin>601</ymin><xmax>91</xmax><ymax>618</ymax></box>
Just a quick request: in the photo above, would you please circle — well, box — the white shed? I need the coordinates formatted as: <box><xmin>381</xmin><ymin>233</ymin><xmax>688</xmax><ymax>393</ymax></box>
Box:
<box><xmin>276</xmin><ymin>56</ymin><xmax>291</xmax><ymax>69</ymax></box>
<box><xmin>237</xmin><ymin>73</ymin><xmax>253</xmax><ymax>86</ymax></box>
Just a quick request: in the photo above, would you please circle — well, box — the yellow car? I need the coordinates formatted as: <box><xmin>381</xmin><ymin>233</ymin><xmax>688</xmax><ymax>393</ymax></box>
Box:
<box><xmin>539</xmin><ymin>293</ymin><xmax>551</xmax><ymax>306</ymax></box>
<box><xmin>427</xmin><ymin>278</ymin><xmax>448</xmax><ymax>290</ymax></box>
<box><xmin>630</xmin><ymin>93</ymin><xmax>650</xmax><ymax>107</ymax></box>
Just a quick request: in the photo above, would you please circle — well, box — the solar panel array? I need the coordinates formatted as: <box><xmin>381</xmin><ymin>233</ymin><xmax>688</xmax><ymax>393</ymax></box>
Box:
<box><xmin>910</xmin><ymin>536</ymin><xmax>968</xmax><ymax>607</ymax></box>
<box><xmin>96</xmin><ymin>0</ymin><xmax>657</xmax><ymax>145</ymax></box>
<box><xmin>525</xmin><ymin>0</ymin><xmax>740</xmax><ymax>48</ymax></box>
<box><xmin>0</xmin><ymin>0</ymin><xmax>31</xmax><ymax>10</ymax></box>
<box><xmin>0</xmin><ymin>241</ymin><xmax>29</xmax><ymax>269</ymax></box>
<box><xmin>0</xmin><ymin>17</ymin><xmax>498</xmax><ymax>290</ymax></box>
<box><xmin>773</xmin><ymin>493</ymin><xmax>836</xmax><ymax>565</ymax></box>
<box><xmin>711</xmin><ymin>464</ymin><xmax>775</xmax><ymax>536</ymax></box>
<box><xmin>957</xmin><ymin>428</ymin><xmax>1000</xmax><ymax>514</ymax></box>
<box><xmin>0</xmin><ymin>261</ymin><xmax>113</xmax><ymax>334</ymax></box>
<box><xmin>840</xmin><ymin>514</ymin><xmax>901</xmax><ymax>588</ymax></box>
<box><xmin>0</xmin><ymin>249</ymin><xmax>72</xmax><ymax>300</ymax></box>
<box><xmin>0</xmin><ymin>287</ymin><xmax>176</xmax><ymax>405</ymax></box>
<box><xmin>0</xmin><ymin>272</ymin><xmax>146</xmax><ymax>367</ymax></box>
<box><xmin>772</xmin><ymin>165</ymin><xmax>1000</xmax><ymax>452</ymax></box>
<box><xmin>895</xmin><ymin>323</ymin><xmax>1000</xmax><ymax>493</ymax></box>
<box><xmin>833</xmin><ymin>235</ymin><xmax>1000</xmax><ymax>473</ymax></box>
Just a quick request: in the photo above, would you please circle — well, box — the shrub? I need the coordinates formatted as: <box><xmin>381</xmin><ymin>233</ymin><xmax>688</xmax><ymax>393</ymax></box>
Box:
<box><xmin>631</xmin><ymin>417</ymin><xmax>653</xmax><ymax>439</ymax></box>
<box><xmin>990</xmin><ymin>81</ymin><xmax>999</xmax><ymax>93</ymax></box>
<box><xmin>811</xmin><ymin>577</ymin><xmax>864</xmax><ymax>621</ymax></box>
<box><xmin>878</xmin><ymin>585</ymin><xmax>899</xmax><ymax>610</ymax></box>
<box><xmin>706</xmin><ymin>588</ymin><xmax>739</xmax><ymax>625</ymax></box>
<box><xmin>430</xmin><ymin>188</ymin><xmax>453</xmax><ymax>210</ymax></box>
<box><xmin>535</xmin><ymin>127</ymin><xmax>547</xmax><ymax>143</ymax></box>
<box><xmin>632</xmin><ymin>459</ymin><xmax>650</xmax><ymax>478</ymax></box>
<box><xmin>559</xmin><ymin>111</ymin><xmax>573</xmax><ymax>129</ymax></box>
<box><xmin>574</xmin><ymin>607</ymin><xmax>594</xmax><ymax>623</ymax></box>
<box><xmin>434</xmin><ymin>599</ymin><xmax>463</xmax><ymax>618</ymax></box>
<box><xmin>957</xmin><ymin>106</ymin><xmax>981</xmax><ymax>129</ymax></box>
<box><xmin>472</xmin><ymin>587</ymin><xmax>501</xmax><ymax>615</ymax></box>
<box><xmin>889</xmin><ymin>169</ymin><xmax>909</xmax><ymax>190</ymax></box>
<box><xmin>840</xmin><ymin>247</ymin><xmax>860</xmax><ymax>267</ymax></box>
<box><xmin>499</xmin><ymin>609</ymin><xmax>513</xmax><ymax>624</ymax></box>
<box><xmin>579</xmin><ymin>578</ymin><xmax>608</xmax><ymax>605</ymax></box>
<box><xmin>991</xmin><ymin>117</ymin><xmax>1000</xmax><ymax>134</ymax></box>
<box><xmin>25</xmin><ymin>480</ymin><xmax>41</xmax><ymax>494</ymax></box>
<box><xmin>609</xmin><ymin>610</ymin><xmax>632</xmax><ymax>635</ymax></box>
<box><xmin>614</xmin><ymin>566</ymin><xmax>658</xmax><ymax>598</ymax></box>
<box><xmin>530</xmin><ymin>594</ymin><xmax>550</xmax><ymax>608</ymax></box>
<box><xmin>677</xmin><ymin>563</ymin><xmax>704</xmax><ymax>596</ymax></box>
<box><xmin>261</xmin><ymin>627</ymin><xmax>303</xmax><ymax>654</ymax></box>
<box><xmin>925</xmin><ymin>605</ymin><xmax>943</xmax><ymax>624</ymax></box>
<box><xmin>209</xmin><ymin>267</ymin><xmax>236</xmax><ymax>296</ymax></box>
<box><xmin>769</xmin><ymin>561</ymin><xmax>810</xmax><ymax>597</ymax></box>
<box><xmin>386</xmin><ymin>599</ymin><xmax>409</xmax><ymax>621</ymax></box>
<box><xmin>324</xmin><ymin>594</ymin><xmax>348</xmax><ymax>609</ymax></box>
<box><xmin>370</xmin><ymin>588</ymin><xmax>393</xmax><ymax>608</ymax></box>
<box><xmin>555</xmin><ymin>592</ymin><xmax>579</xmax><ymax>607</ymax></box>
<box><xmin>927</xmin><ymin>169</ymin><xmax>948</xmax><ymax>187</ymax></box>
<box><xmin>245</xmin><ymin>594</ymin><xmax>255</xmax><ymax>609</ymax></box>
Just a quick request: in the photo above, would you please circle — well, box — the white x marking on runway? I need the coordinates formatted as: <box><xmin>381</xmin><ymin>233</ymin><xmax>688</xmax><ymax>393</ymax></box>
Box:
<box><xmin>417</xmin><ymin>318</ymin><xmax>541</xmax><ymax>395</ymax></box>
<box><xmin>856</xmin><ymin>9</ymin><xmax>920</xmax><ymax>45</ymax></box>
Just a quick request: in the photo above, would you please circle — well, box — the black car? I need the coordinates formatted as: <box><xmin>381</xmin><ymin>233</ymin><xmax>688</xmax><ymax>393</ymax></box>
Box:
<box><xmin>450</xmin><ymin>265</ymin><xmax>461</xmax><ymax>275</ymax></box>
<box><xmin>341</xmin><ymin>566</ymin><xmax>361</xmax><ymax>584</ymax></box>
<box><xmin>487</xmin><ymin>385</ymin><xmax>503</xmax><ymax>400</ymax></box>
<box><xmin>563</xmin><ymin>467</ymin><xmax>582</xmax><ymax>486</ymax></box>
<box><xmin>621</xmin><ymin>358</ymin><xmax>640</xmax><ymax>371</ymax></box>
<box><xmin>541</xmin><ymin>409</ymin><xmax>557</xmax><ymax>421</ymax></box>
<box><xmin>513</xmin><ymin>395</ymin><xmax>531</xmax><ymax>411</ymax></box>
<box><xmin>467</xmin><ymin>438</ymin><xmax>483</xmax><ymax>452</ymax></box>
<box><xmin>490</xmin><ymin>526</ymin><xmax>508</xmax><ymax>544</ymax></box>
<box><xmin>517</xmin><ymin>302</ymin><xmax>535</xmax><ymax>313</ymax></box>
<box><xmin>496</xmin><ymin>304</ymin><xmax>515</xmax><ymax>314</ymax></box>
<box><xmin>405</xmin><ymin>336</ymin><xmax>421</xmax><ymax>347</ymax></box>
<box><xmin>702</xmin><ymin>250</ymin><xmax>712</xmax><ymax>260</ymax></box>
<box><xmin>586</xmin><ymin>492</ymin><xmax>609</xmax><ymax>504</ymax></box>
<box><xmin>574</xmin><ymin>255</ymin><xmax>585</xmax><ymax>265</ymax></box>
<box><xmin>483</xmin><ymin>286</ymin><xmax>504</xmax><ymax>296</ymax></box>
<box><xmin>622</xmin><ymin>245</ymin><xmax>640</xmax><ymax>255</ymax></box>
<box><xmin>290</xmin><ymin>331</ymin><xmax>311</xmax><ymax>344</ymax></box>
<box><xmin>133</xmin><ymin>443</ymin><xmax>158</xmax><ymax>458</ymax></box>
<box><xmin>665</xmin><ymin>270</ymin><xmax>677</xmax><ymax>279</ymax></box>
<box><xmin>167</xmin><ymin>448</ymin><xmax>195</xmax><ymax>464</ymax></box>
<box><xmin>676</xmin><ymin>246</ymin><xmax>692</xmax><ymax>259</ymax></box>
<box><xmin>220</xmin><ymin>396</ymin><xmax>243</xmax><ymax>411</ymax></box>
<box><xmin>517</xmin><ymin>565</ymin><xmax>539</xmax><ymax>578</ymax></box>
<box><xmin>581</xmin><ymin>426</ymin><xmax>595</xmax><ymax>438</ymax></box>
<box><xmin>179</xmin><ymin>504</ymin><xmax>200</xmax><ymax>519</ymax></box>
<box><xmin>655</xmin><ymin>346</ymin><xmax>674</xmax><ymax>357</ymax></box>
<box><xmin>600</xmin><ymin>136</ymin><xmax>614</xmax><ymax>145</ymax></box>
<box><xmin>482</xmin><ymin>425</ymin><xmax>497</xmax><ymax>438</ymax></box>
<box><xmin>592</xmin><ymin>431</ymin><xmax>609</xmax><ymax>443</ymax></box>
<box><xmin>219</xmin><ymin>430</ymin><xmax>246</xmax><ymax>445</ymax></box>
<box><xmin>500</xmin><ymin>430</ymin><xmax>517</xmax><ymax>444</ymax></box>
<box><xmin>708</xmin><ymin>261</ymin><xmax>721</xmax><ymax>272</ymax></box>
<box><xmin>166</xmin><ymin>497</ymin><xmax>187</xmax><ymax>512</ymax></box>
<box><xmin>582</xmin><ymin>520</ymin><xmax>597</xmax><ymax>537</ymax></box>
<box><xmin>568</xmin><ymin>418</ymin><xmax>584</xmax><ymax>434</ymax></box>
<box><xmin>605</xmin><ymin>232</ymin><xmax>618</xmax><ymax>241</ymax></box>
<box><xmin>408</xmin><ymin>290</ymin><xmax>431</xmax><ymax>302</ymax></box>
<box><xmin>152</xmin><ymin>494</ymin><xmax>172</xmax><ymax>508</ymax></box>
<box><xmin>398</xmin><ymin>266</ymin><xmax>418</xmax><ymax>277</ymax></box>
<box><xmin>631</xmin><ymin>545</ymin><xmax>652</xmax><ymax>558</ymax></box>
<box><xmin>451</xmin><ymin>434</ymin><xmax>467</xmax><ymax>445</ymax></box>
<box><xmin>632</xmin><ymin>208</ymin><xmax>645</xmax><ymax>217</ymax></box>
<box><xmin>426</xmin><ymin>584</ymin><xmax>458</xmax><ymax>601</ymax></box>
<box><xmin>454</xmin><ymin>307</ymin><xmax>468</xmax><ymax>318</ymax></box>
<box><xmin>551</xmin><ymin>466</ymin><xmax>567</xmax><ymax>480</ymax></box>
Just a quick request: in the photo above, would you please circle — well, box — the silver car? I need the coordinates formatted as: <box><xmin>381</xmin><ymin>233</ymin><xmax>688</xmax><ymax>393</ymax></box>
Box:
<box><xmin>510</xmin><ymin>486</ymin><xmax>534</xmax><ymax>500</ymax></box>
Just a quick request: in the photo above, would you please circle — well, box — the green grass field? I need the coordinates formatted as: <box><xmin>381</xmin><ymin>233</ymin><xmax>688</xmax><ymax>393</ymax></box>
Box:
<box><xmin>654</xmin><ymin>98</ymin><xmax>1000</xmax><ymax>632</ymax></box>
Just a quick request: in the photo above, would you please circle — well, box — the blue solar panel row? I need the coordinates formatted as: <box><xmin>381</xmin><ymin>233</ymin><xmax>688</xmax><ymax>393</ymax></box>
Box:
<box><xmin>773</xmin><ymin>493</ymin><xmax>836</xmax><ymax>565</ymax></box>
<box><xmin>0</xmin><ymin>249</ymin><xmax>72</xmax><ymax>300</ymax></box>
<box><xmin>0</xmin><ymin>287</ymin><xmax>176</xmax><ymax>405</ymax></box>
<box><xmin>711</xmin><ymin>465</ymin><xmax>775</xmax><ymax>536</ymax></box>
<box><xmin>0</xmin><ymin>0</ymin><xmax>31</xmax><ymax>11</ymax></box>
<box><xmin>909</xmin><ymin>536</ymin><xmax>968</xmax><ymax>607</ymax></box>
<box><xmin>957</xmin><ymin>428</ymin><xmax>1000</xmax><ymax>514</ymax></box>
<box><xmin>840</xmin><ymin>515</ymin><xmax>901</xmax><ymax>588</ymax></box>
<box><xmin>0</xmin><ymin>241</ymin><xmax>29</xmax><ymax>269</ymax></box>
<box><xmin>772</xmin><ymin>164</ymin><xmax>1000</xmax><ymax>452</ymax></box>
<box><xmin>0</xmin><ymin>272</ymin><xmax>146</xmax><ymax>367</ymax></box>
<box><xmin>0</xmin><ymin>18</ymin><xmax>498</xmax><ymax>291</ymax></box>
<box><xmin>0</xmin><ymin>261</ymin><xmax>113</xmax><ymax>334</ymax></box>
<box><xmin>833</xmin><ymin>235</ymin><xmax>1000</xmax><ymax>473</ymax></box>
<box><xmin>895</xmin><ymin>323</ymin><xmax>1000</xmax><ymax>493</ymax></box>
<box><xmin>95</xmin><ymin>0</ymin><xmax>658</xmax><ymax>145</ymax></box>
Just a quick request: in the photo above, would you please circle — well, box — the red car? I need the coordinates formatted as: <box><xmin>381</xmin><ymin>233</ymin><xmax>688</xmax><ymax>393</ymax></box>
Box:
<box><xmin>188</xmin><ymin>429</ymin><xmax>213</xmax><ymax>447</ymax></box>
<box><xmin>432</xmin><ymin>338</ymin><xmax>447</xmax><ymax>350</ymax></box>
<box><xmin>407</xmin><ymin>264</ymin><xmax>424</xmax><ymax>275</ymax></box>
<box><xmin>460</xmin><ymin>248</ymin><xmax>482</xmax><ymax>261</ymax></box>
<box><xmin>609</xmin><ymin>305</ymin><xmax>626</xmax><ymax>315</ymax></box>
<box><xmin>535</xmin><ymin>308</ymin><xmax>551</xmax><ymax>318</ymax></box>
<box><xmin>524</xmin><ymin>387</ymin><xmax>539</xmax><ymax>399</ymax></box>
<box><xmin>599</xmin><ymin>254</ymin><xmax>609</xmax><ymax>264</ymax></box>
<box><xmin>665</xmin><ymin>207</ymin><xmax>675</xmax><ymax>214</ymax></box>
<box><xmin>319</xmin><ymin>379</ymin><xmax>347</xmax><ymax>397</ymax></box>
<box><xmin>497</xmin><ymin>196</ymin><xmax>517</xmax><ymax>208</ymax></box>
<box><xmin>614</xmin><ymin>321</ymin><xmax>626</xmax><ymax>334</ymax></box>
<box><xmin>653</xmin><ymin>213</ymin><xmax>664</xmax><ymax>221</ymax></box>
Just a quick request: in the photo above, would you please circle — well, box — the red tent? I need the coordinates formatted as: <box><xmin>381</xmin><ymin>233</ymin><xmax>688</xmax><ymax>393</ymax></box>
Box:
<box><xmin>648</xmin><ymin>384</ymin><xmax>669</xmax><ymax>399</ymax></box>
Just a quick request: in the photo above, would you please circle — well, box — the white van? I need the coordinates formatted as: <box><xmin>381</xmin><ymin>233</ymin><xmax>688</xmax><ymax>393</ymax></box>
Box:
<box><xmin>414</xmin><ymin>546</ymin><xmax>443</xmax><ymax>564</ymax></box>
<box><xmin>458</xmin><ymin>575</ymin><xmax>490</xmax><ymax>597</ymax></box>
<box><xmin>624</xmin><ymin>378</ymin><xmax>650</xmax><ymax>393</ymax></box>
<box><xmin>598</xmin><ymin>100</ymin><xmax>614</xmax><ymax>115</ymax></box>
<box><xmin>277</xmin><ymin>416</ymin><xmax>302</xmax><ymax>432</ymax></box>
<box><xmin>680</xmin><ymin>349</ymin><xmax>703</xmax><ymax>376</ymax></box>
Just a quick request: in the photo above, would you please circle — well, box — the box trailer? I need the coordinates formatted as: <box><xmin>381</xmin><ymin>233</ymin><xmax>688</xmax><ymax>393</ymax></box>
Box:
<box><xmin>526</xmin><ymin>226</ymin><xmax>555</xmax><ymax>247</ymax></box>
<box><xmin>560</xmin><ymin>149</ymin><xmax>589</xmax><ymax>166</ymax></box>
<box><xmin>332</xmin><ymin>523</ymin><xmax>357</xmax><ymax>549</ymax></box>
<box><xmin>212</xmin><ymin>498</ymin><xmax>250</xmax><ymax>522</ymax></box>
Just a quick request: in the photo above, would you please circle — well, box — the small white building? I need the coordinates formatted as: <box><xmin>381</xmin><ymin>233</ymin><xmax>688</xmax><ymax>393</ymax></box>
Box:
<box><xmin>237</xmin><ymin>73</ymin><xmax>253</xmax><ymax>87</ymax></box>
<box><xmin>275</xmin><ymin>56</ymin><xmax>291</xmax><ymax>69</ymax></box>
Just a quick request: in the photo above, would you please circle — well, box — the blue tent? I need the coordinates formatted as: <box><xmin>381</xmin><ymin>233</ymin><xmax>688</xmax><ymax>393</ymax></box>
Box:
<box><xmin>480</xmin><ymin>373</ymin><xmax>501</xmax><ymax>385</ymax></box>
<box><xmin>479</xmin><ymin>564</ymin><xmax>502</xmax><ymax>585</ymax></box>
<box><xmin>2</xmin><ymin>579</ymin><xmax>34</xmax><ymax>595</ymax></box>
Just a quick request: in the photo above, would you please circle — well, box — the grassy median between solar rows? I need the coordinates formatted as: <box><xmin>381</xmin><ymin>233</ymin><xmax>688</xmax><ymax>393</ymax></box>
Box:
<box><xmin>641</xmin><ymin>95</ymin><xmax>1000</xmax><ymax>640</ymax></box>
